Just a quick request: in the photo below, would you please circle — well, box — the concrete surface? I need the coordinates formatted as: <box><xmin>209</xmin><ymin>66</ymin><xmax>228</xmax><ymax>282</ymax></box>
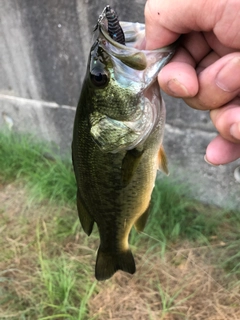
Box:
<box><xmin>0</xmin><ymin>0</ymin><xmax>239</xmax><ymax>208</ymax></box>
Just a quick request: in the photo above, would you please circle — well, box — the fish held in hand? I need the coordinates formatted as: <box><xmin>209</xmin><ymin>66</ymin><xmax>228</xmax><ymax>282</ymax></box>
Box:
<box><xmin>72</xmin><ymin>6</ymin><xmax>175</xmax><ymax>281</ymax></box>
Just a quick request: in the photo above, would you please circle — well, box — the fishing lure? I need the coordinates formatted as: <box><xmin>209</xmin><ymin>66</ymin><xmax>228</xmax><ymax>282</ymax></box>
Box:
<box><xmin>98</xmin><ymin>5</ymin><xmax>125</xmax><ymax>45</ymax></box>
<box><xmin>73</xmin><ymin>6</ymin><xmax>175</xmax><ymax>281</ymax></box>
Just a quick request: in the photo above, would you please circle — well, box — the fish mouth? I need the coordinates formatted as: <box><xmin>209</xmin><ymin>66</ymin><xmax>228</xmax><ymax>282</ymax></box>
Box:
<box><xmin>88</xmin><ymin>8</ymin><xmax>176</xmax><ymax>153</ymax></box>
<box><xmin>93</xmin><ymin>6</ymin><xmax>177</xmax><ymax>101</ymax></box>
<box><xmin>95</xmin><ymin>12</ymin><xmax>176</xmax><ymax>88</ymax></box>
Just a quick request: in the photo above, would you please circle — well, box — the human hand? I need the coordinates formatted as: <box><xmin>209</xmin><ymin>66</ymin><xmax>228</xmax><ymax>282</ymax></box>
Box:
<box><xmin>145</xmin><ymin>0</ymin><xmax>240</xmax><ymax>165</ymax></box>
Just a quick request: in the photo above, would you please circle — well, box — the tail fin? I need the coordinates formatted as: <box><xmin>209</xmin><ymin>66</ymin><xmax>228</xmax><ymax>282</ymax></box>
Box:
<box><xmin>95</xmin><ymin>248</ymin><xmax>136</xmax><ymax>281</ymax></box>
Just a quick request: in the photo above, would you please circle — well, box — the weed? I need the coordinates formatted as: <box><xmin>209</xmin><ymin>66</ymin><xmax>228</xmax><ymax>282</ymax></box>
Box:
<box><xmin>148</xmin><ymin>177</ymin><xmax>223</xmax><ymax>241</ymax></box>
<box><xmin>0</xmin><ymin>131</ymin><xmax>76</xmax><ymax>204</ymax></box>
<box><xmin>130</xmin><ymin>177</ymin><xmax>224</xmax><ymax>249</ymax></box>
<box><xmin>156</xmin><ymin>282</ymin><xmax>192</xmax><ymax>319</ymax></box>
<box><xmin>1</xmin><ymin>131</ymin><xmax>240</xmax><ymax>319</ymax></box>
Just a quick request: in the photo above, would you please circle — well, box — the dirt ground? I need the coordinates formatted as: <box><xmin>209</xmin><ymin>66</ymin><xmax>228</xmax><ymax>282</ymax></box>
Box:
<box><xmin>1</xmin><ymin>182</ymin><xmax>240</xmax><ymax>320</ymax></box>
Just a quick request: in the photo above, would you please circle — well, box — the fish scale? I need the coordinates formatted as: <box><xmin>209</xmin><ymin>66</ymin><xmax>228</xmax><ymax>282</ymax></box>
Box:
<box><xmin>72</xmin><ymin>6</ymin><xmax>175</xmax><ymax>280</ymax></box>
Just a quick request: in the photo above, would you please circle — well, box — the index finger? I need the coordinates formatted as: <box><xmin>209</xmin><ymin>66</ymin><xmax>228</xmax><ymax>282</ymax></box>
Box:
<box><xmin>144</xmin><ymin>2</ymin><xmax>180</xmax><ymax>49</ymax></box>
<box><xmin>144</xmin><ymin>0</ymin><xmax>220</xmax><ymax>49</ymax></box>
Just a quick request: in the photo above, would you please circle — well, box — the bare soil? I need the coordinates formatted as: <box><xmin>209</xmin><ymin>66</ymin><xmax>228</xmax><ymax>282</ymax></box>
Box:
<box><xmin>0</xmin><ymin>183</ymin><xmax>240</xmax><ymax>320</ymax></box>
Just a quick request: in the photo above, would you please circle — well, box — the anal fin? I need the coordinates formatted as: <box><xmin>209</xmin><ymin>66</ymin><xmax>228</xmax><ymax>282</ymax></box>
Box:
<box><xmin>77</xmin><ymin>190</ymin><xmax>94</xmax><ymax>236</ymax></box>
<box><xmin>134</xmin><ymin>205</ymin><xmax>151</xmax><ymax>232</ymax></box>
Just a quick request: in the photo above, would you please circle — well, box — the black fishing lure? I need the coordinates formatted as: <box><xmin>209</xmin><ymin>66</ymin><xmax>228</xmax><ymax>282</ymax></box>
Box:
<box><xmin>105</xmin><ymin>5</ymin><xmax>125</xmax><ymax>45</ymax></box>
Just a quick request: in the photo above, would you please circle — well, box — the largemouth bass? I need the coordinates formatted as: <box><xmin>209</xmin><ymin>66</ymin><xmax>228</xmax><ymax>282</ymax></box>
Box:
<box><xmin>72</xmin><ymin>6</ymin><xmax>175</xmax><ymax>281</ymax></box>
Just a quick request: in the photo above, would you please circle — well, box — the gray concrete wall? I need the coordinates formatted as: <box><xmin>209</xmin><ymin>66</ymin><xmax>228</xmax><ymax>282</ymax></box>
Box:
<box><xmin>0</xmin><ymin>0</ymin><xmax>239</xmax><ymax>208</ymax></box>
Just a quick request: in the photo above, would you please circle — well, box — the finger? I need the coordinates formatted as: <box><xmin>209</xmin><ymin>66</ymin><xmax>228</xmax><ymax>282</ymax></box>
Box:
<box><xmin>184</xmin><ymin>53</ymin><xmax>240</xmax><ymax>110</ymax></box>
<box><xmin>196</xmin><ymin>51</ymin><xmax>220</xmax><ymax>74</ymax></box>
<box><xmin>144</xmin><ymin>0</ymin><xmax>209</xmax><ymax>49</ymax></box>
<box><xmin>145</xmin><ymin>0</ymin><xmax>240</xmax><ymax>50</ymax></box>
<box><xmin>203</xmin><ymin>32</ymin><xmax>238</xmax><ymax>57</ymax></box>
<box><xmin>158</xmin><ymin>61</ymin><xmax>199</xmax><ymax>97</ymax></box>
<box><xmin>145</xmin><ymin>0</ymin><xmax>221</xmax><ymax>49</ymax></box>
<box><xmin>158</xmin><ymin>34</ymin><xmax>211</xmax><ymax>98</ymax></box>
<box><xmin>210</xmin><ymin>100</ymin><xmax>240</xmax><ymax>143</ymax></box>
<box><xmin>145</xmin><ymin>1</ymin><xmax>180</xmax><ymax>49</ymax></box>
<box><xmin>181</xmin><ymin>32</ymin><xmax>211</xmax><ymax>63</ymax></box>
<box><xmin>205</xmin><ymin>135</ymin><xmax>240</xmax><ymax>165</ymax></box>
<box><xmin>159</xmin><ymin>51</ymin><xmax>218</xmax><ymax>98</ymax></box>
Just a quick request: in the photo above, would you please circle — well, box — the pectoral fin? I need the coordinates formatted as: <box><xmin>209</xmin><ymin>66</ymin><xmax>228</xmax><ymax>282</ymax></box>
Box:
<box><xmin>158</xmin><ymin>145</ymin><xmax>169</xmax><ymax>175</ymax></box>
<box><xmin>134</xmin><ymin>205</ymin><xmax>151</xmax><ymax>232</ymax></box>
<box><xmin>121</xmin><ymin>148</ymin><xmax>144</xmax><ymax>187</ymax></box>
<box><xmin>76</xmin><ymin>190</ymin><xmax>94</xmax><ymax>236</ymax></box>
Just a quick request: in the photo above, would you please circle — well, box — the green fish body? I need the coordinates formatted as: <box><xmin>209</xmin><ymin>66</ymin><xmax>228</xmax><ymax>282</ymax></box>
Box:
<box><xmin>72</xmin><ymin>8</ymin><xmax>175</xmax><ymax>281</ymax></box>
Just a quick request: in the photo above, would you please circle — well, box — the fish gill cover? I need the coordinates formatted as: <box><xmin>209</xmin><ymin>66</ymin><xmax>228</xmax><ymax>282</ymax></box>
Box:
<box><xmin>72</xmin><ymin>5</ymin><xmax>175</xmax><ymax>281</ymax></box>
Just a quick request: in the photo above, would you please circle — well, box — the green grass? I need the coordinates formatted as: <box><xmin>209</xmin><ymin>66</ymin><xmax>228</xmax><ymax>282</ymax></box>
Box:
<box><xmin>155</xmin><ymin>281</ymin><xmax>194</xmax><ymax>320</ymax></box>
<box><xmin>156</xmin><ymin>178</ymin><xmax>226</xmax><ymax>238</ymax></box>
<box><xmin>0</xmin><ymin>130</ymin><xmax>239</xmax><ymax>252</ymax></box>
<box><xmin>0</xmin><ymin>130</ymin><xmax>76</xmax><ymax>204</ymax></box>
<box><xmin>0</xmin><ymin>130</ymin><xmax>224</xmax><ymax>243</ymax></box>
<box><xmin>130</xmin><ymin>177</ymin><xmax>226</xmax><ymax>250</ymax></box>
<box><xmin>0</xmin><ymin>130</ymin><xmax>239</xmax><ymax>246</ymax></box>
<box><xmin>0</xmin><ymin>213</ymin><xmax>97</xmax><ymax>320</ymax></box>
<box><xmin>36</xmin><ymin>223</ymin><xmax>97</xmax><ymax>320</ymax></box>
<box><xmin>217</xmin><ymin>210</ymin><xmax>240</xmax><ymax>278</ymax></box>
<box><xmin>0</xmin><ymin>130</ymin><xmax>240</xmax><ymax>319</ymax></box>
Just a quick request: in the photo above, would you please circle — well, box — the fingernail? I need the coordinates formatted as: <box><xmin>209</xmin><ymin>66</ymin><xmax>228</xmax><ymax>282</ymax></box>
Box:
<box><xmin>204</xmin><ymin>155</ymin><xmax>219</xmax><ymax>166</ymax></box>
<box><xmin>216</xmin><ymin>57</ymin><xmax>240</xmax><ymax>92</ymax></box>
<box><xmin>167</xmin><ymin>78</ymin><xmax>189</xmax><ymax>96</ymax></box>
<box><xmin>230</xmin><ymin>122</ymin><xmax>240</xmax><ymax>140</ymax></box>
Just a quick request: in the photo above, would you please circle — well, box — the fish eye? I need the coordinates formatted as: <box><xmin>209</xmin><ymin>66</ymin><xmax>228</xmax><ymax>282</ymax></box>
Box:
<box><xmin>90</xmin><ymin>72</ymin><xmax>109</xmax><ymax>88</ymax></box>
